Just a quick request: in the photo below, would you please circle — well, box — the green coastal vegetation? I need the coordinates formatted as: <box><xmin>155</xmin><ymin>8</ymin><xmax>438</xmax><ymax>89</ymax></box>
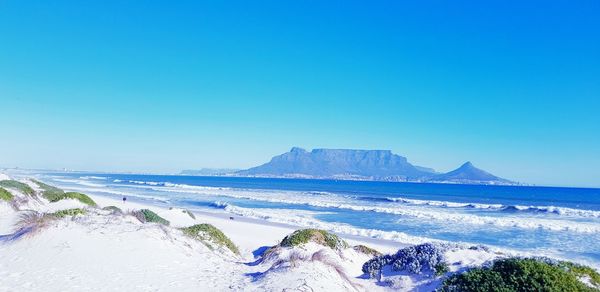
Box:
<box><xmin>181</xmin><ymin>224</ymin><xmax>239</xmax><ymax>254</ymax></box>
<box><xmin>51</xmin><ymin>208</ymin><xmax>87</xmax><ymax>218</ymax></box>
<box><xmin>32</xmin><ymin>179</ymin><xmax>64</xmax><ymax>200</ymax></box>
<box><xmin>261</xmin><ymin>229</ymin><xmax>351</xmax><ymax>260</ymax></box>
<box><xmin>562</xmin><ymin>261</ymin><xmax>600</xmax><ymax>287</ymax></box>
<box><xmin>440</xmin><ymin>258</ymin><xmax>600</xmax><ymax>292</ymax></box>
<box><xmin>56</xmin><ymin>192</ymin><xmax>97</xmax><ymax>206</ymax></box>
<box><xmin>280</xmin><ymin>229</ymin><xmax>349</xmax><ymax>250</ymax></box>
<box><xmin>361</xmin><ymin>243</ymin><xmax>600</xmax><ymax>290</ymax></box>
<box><xmin>0</xmin><ymin>187</ymin><xmax>14</xmax><ymax>201</ymax></box>
<box><xmin>12</xmin><ymin>208</ymin><xmax>88</xmax><ymax>239</ymax></box>
<box><xmin>353</xmin><ymin>244</ymin><xmax>382</xmax><ymax>257</ymax></box>
<box><xmin>32</xmin><ymin>180</ymin><xmax>97</xmax><ymax>206</ymax></box>
<box><xmin>133</xmin><ymin>209</ymin><xmax>170</xmax><ymax>225</ymax></box>
<box><xmin>102</xmin><ymin>206</ymin><xmax>123</xmax><ymax>214</ymax></box>
<box><xmin>0</xmin><ymin>180</ymin><xmax>35</xmax><ymax>196</ymax></box>
<box><xmin>435</xmin><ymin>263</ymin><xmax>450</xmax><ymax>276</ymax></box>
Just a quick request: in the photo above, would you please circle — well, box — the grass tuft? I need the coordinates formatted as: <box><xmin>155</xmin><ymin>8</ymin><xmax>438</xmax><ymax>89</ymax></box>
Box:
<box><xmin>0</xmin><ymin>180</ymin><xmax>35</xmax><ymax>196</ymax></box>
<box><xmin>31</xmin><ymin>181</ymin><xmax>96</xmax><ymax>206</ymax></box>
<box><xmin>0</xmin><ymin>187</ymin><xmax>14</xmax><ymax>202</ymax></box>
<box><xmin>102</xmin><ymin>205</ymin><xmax>123</xmax><ymax>214</ymax></box>
<box><xmin>180</xmin><ymin>223</ymin><xmax>239</xmax><ymax>254</ymax></box>
<box><xmin>133</xmin><ymin>209</ymin><xmax>170</xmax><ymax>225</ymax></box>
<box><xmin>51</xmin><ymin>208</ymin><xmax>87</xmax><ymax>218</ymax></box>
<box><xmin>58</xmin><ymin>192</ymin><xmax>97</xmax><ymax>206</ymax></box>
<box><xmin>12</xmin><ymin>211</ymin><xmax>57</xmax><ymax>239</ymax></box>
<box><xmin>31</xmin><ymin>179</ymin><xmax>64</xmax><ymax>201</ymax></box>
<box><xmin>280</xmin><ymin>229</ymin><xmax>349</xmax><ymax>251</ymax></box>
<box><xmin>8</xmin><ymin>208</ymin><xmax>86</xmax><ymax>241</ymax></box>
<box><xmin>353</xmin><ymin>244</ymin><xmax>382</xmax><ymax>257</ymax></box>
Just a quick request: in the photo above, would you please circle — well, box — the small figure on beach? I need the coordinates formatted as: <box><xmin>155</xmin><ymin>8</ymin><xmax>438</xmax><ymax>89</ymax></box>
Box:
<box><xmin>123</xmin><ymin>197</ymin><xmax>127</xmax><ymax>203</ymax></box>
<box><xmin>229</xmin><ymin>216</ymin><xmax>234</xmax><ymax>220</ymax></box>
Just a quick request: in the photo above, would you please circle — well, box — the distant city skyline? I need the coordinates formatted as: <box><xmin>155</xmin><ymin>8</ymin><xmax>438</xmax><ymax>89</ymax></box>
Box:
<box><xmin>1</xmin><ymin>1</ymin><xmax>599</xmax><ymax>187</ymax></box>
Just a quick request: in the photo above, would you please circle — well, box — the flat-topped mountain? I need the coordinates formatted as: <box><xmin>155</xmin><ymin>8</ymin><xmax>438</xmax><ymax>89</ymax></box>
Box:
<box><xmin>238</xmin><ymin>147</ymin><xmax>434</xmax><ymax>179</ymax></box>
<box><xmin>237</xmin><ymin>147</ymin><xmax>515</xmax><ymax>185</ymax></box>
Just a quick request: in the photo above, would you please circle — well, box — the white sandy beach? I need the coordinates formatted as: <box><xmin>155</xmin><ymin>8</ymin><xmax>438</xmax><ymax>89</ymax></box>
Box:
<box><xmin>0</xmin><ymin>186</ymin><xmax>386</xmax><ymax>291</ymax></box>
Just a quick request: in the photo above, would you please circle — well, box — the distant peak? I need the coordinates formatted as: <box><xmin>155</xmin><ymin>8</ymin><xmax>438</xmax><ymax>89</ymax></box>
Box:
<box><xmin>290</xmin><ymin>147</ymin><xmax>307</xmax><ymax>153</ymax></box>
<box><xmin>460</xmin><ymin>161</ymin><xmax>474</xmax><ymax>168</ymax></box>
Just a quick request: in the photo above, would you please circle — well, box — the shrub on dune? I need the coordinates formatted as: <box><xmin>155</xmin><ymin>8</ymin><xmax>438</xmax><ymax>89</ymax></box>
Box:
<box><xmin>362</xmin><ymin>254</ymin><xmax>394</xmax><ymax>279</ymax></box>
<box><xmin>279</xmin><ymin>229</ymin><xmax>349</xmax><ymax>251</ymax></box>
<box><xmin>391</xmin><ymin>243</ymin><xmax>445</xmax><ymax>274</ymax></box>
<box><xmin>8</xmin><ymin>208</ymin><xmax>87</xmax><ymax>241</ymax></box>
<box><xmin>180</xmin><ymin>223</ymin><xmax>239</xmax><ymax>255</ymax></box>
<box><xmin>0</xmin><ymin>187</ymin><xmax>14</xmax><ymax>202</ymax></box>
<box><xmin>31</xmin><ymin>180</ymin><xmax>96</xmax><ymax>206</ymax></box>
<box><xmin>362</xmin><ymin>243</ymin><xmax>447</xmax><ymax>278</ymax></box>
<box><xmin>31</xmin><ymin>179</ymin><xmax>65</xmax><ymax>201</ymax></box>
<box><xmin>439</xmin><ymin>257</ymin><xmax>599</xmax><ymax>291</ymax></box>
<box><xmin>353</xmin><ymin>244</ymin><xmax>382</xmax><ymax>257</ymax></box>
<box><xmin>57</xmin><ymin>192</ymin><xmax>97</xmax><ymax>206</ymax></box>
<box><xmin>11</xmin><ymin>211</ymin><xmax>57</xmax><ymax>240</ymax></box>
<box><xmin>0</xmin><ymin>180</ymin><xmax>35</xmax><ymax>196</ymax></box>
<box><xmin>102</xmin><ymin>206</ymin><xmax>123</xmax><ymax>214</ymax></box>
<box><xmin>132</xmin><ymin>209</ymin><xmax>170</xmax><ymax>225</ymax></box>
<box><xmin>51</xmin><ymin>208</ymin><xmax>87</xmax><ymax>218</ymax></box>
<box><xmin>261</xmin><ymin>229</ymin><xmax>349</xmax><ymax>261</ymax></box>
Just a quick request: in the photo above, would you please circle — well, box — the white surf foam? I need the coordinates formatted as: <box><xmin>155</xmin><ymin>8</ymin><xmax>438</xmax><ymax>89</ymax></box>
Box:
<box><xmin>139</xmin><ymin>183</ymin><xmax>600</xmax><ymax>233</ymax></box>
<box><xmin>52</xmin><ymin>178</ymin><xmax>600</xmax><ymax>234</ymax></box>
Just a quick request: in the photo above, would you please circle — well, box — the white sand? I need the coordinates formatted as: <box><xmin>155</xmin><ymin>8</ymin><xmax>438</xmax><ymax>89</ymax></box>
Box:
<box><xmin>0</xmin><ymin>180</ymin><xmax>506</xmax><ymax>291</ymax></box>
<box><xmin>0</xmin><ymin>173</ymin><xmax>11</xmax><ymax>181</ymax></box>
<box><xmin>88</xmin><ymin>194</ymin><xmax>401</xmax><ymax>257</ymax></box>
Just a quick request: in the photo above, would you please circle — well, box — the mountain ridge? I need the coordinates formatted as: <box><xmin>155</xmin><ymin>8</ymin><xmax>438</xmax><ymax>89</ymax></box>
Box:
<box><xmin>236</xmin><ymin>147</ymin><xmax>515</xmax><ymax>185</ymax></box>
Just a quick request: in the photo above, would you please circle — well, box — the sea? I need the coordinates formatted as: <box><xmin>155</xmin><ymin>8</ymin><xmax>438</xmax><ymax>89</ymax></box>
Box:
<box><xmin>26</xmin><ymin>171</ymin><xmax>600</xmax><ymax>267</ymax></box>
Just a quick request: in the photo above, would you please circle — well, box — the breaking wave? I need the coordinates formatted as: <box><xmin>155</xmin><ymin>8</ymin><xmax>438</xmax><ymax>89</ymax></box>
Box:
<box><xmin>136</xmin><ymin>180</ymin><xmax>600</xmax><ymax>219</ymax></box>
<box><xmin>208</xmin><ymin>201</ymin><xmax>435</xmax><ymax>244</ymax></box>
<box><xmin>91</xmin><ymin>179</ymin><xmax>600</xmax><ymax>233</ymax></box>
<box><xmin>122</xmin><ymin>179</ymin><xmax>229</xmax><ymax>191</ymax></box>
<box><xmin>374</xmin><ymin>196</ymin><xmax>600</xmax><ymax>218</ymax></box>
<box><xmin>116</xmin><ymin>184</ymin><xmax>600</xmax><ymax>233</ymax></box>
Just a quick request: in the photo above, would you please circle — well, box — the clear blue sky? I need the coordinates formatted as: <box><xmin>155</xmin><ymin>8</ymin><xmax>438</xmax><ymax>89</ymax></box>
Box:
<box><xmin>1</xmin><ymin>1</ymin><xmax>599</xmax><ymax>187</ymax></box>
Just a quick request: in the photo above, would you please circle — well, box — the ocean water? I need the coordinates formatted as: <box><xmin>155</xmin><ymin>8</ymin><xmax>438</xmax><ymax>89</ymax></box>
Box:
<box><xmin>33</xmin><ymin>172</ymin><xmax>600</xmax><ymax>267</ymax></box>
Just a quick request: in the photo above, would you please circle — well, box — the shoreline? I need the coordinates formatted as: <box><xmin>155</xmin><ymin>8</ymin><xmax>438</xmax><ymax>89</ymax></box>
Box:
<box><xmin>86</xmin><ymin>193</ymin><xmax>404</xmax><ymax>256</ymax></box>
<box><xmin>18</xmin><ymin>174</ymin><xmax>600</xmax><ymax>269</ymax></box>
<box><xmin>8</xmin><ymin>172</ymin><xmax>600</xmax><ymax>268</ymax></box>
<box><xmin>2</xmin><ymin>175</ymin><xmax>599</xmax><ymax>291</ymax></box>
